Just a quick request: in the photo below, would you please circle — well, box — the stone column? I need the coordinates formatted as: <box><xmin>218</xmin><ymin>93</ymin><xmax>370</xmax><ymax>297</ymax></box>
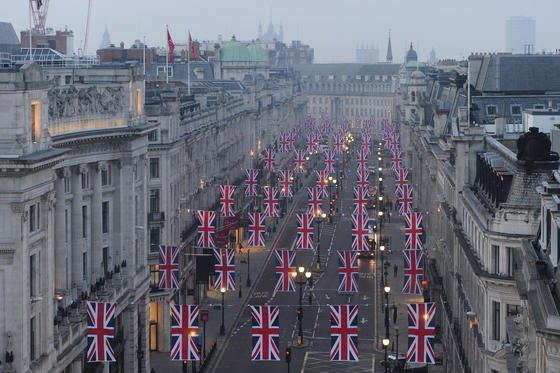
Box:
<box><xmin>113</xmin><ymin>161</ymin><xmax>122</xmax><ymax>265</ymax></box>
<box><xmin>71</xmin><ymin>165</ymin><xmax>85</xmax><ymax>293</ymax></box>
<box><xmin>91</xmin><ymin>162</ymin><xmax>103</xmax><ymax>280</ymax></box>
<box><xmin>123</xmin><ymin>304</ymin><xmax>139</xmax><ymax>372</ymax></box>
<box><xmin>54</xmin><ymin>169</ymin><xmax>67</xmax><ymax>292</ymax></box>
<box><xmin>120</xmin><ymin>158</ymin><xmax>135</xmax><ymax>272</ymax></box>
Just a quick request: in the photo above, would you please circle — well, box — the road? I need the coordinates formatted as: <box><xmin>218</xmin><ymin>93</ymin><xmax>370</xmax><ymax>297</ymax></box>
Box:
<box><xmin>212</xmin><ymin>153</ymin><xmax>379</xmax><ymax>373</ymax></box>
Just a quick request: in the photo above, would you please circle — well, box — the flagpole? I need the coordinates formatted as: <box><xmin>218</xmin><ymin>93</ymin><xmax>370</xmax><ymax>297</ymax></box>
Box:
<box><xmin>29</xmin><ymin>1</ymin><xmax>33</xmax><ymax>62</ymax></box>
<box><xmin>143</xmin><ymin>35</ymin><xmax>146</xmax><ymax>110</ymax></box>
<box><xmin>187</xmin><ymin>30</ymin><xmax>191</xmax><ymax>95</ymax></box>
<box><xmin>165</xmin><ymin>26</ymin><xmax>169</xmax><ymax>84</ymax></box>
<box><xmin>467</xmin><ymin>57</ymin><xmax>471</xmax><ymax>126</ymax></box>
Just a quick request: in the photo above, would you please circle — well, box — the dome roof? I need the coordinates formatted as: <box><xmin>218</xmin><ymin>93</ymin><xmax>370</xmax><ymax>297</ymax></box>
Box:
<box><xmin>406</xmin><ymin>43</ymin><xmax>418</xmax><ymax>63</ymax></box>
<box><xmin>247</xmin><ymin>43</ymin><xmax>268</xmax><ymax>62</ymax></box>
<box><xmin>411</xmin><ymin>70</ymin><xmax>425</xmax><ymax>79</ymax></box>
<box><xmin>220</xmin><ymin>36</ymin><xmax>251</xmax><ymax>62</ymax></box>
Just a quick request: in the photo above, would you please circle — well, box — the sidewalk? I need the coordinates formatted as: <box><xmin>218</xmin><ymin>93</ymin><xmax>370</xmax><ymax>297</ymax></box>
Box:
<box><xmin>374</xmin><ymin>148</ymin><xmax>444</xmax><ymax>372</ymax></box>
<box><xmin>150</xmin><ymin>152</ymin><xmax>314</xmax><ymax>372</ymax></box>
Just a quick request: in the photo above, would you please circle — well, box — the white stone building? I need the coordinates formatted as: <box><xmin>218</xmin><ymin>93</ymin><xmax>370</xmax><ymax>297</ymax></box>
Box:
<box><xmin>0</xmin><ymin>61</ymin><xmax>151</xmax><ymax>372</ymax></box>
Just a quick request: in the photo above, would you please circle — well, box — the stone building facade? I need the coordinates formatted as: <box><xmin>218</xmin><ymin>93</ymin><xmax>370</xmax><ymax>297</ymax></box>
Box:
<box><xmin>396</xmin><ymin>56</ymin><xmax>560</xmax><ymax>373</ymax></box>
<box><xmin>295</xmin><ymin>63</ymin><xmax>400</xmax><ymax>123</ymax></box>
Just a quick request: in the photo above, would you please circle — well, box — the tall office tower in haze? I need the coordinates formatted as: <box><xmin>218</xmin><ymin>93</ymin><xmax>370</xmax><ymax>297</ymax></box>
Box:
<box><xmin>506</xmin><ymin>16</ymin><xmax>536</xmax><ymax>54</ymax></box>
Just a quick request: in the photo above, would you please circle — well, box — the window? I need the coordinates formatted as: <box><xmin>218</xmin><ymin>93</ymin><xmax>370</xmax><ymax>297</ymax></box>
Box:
<box><xmin>506</xmin><ymin>247</ymin><xmax>515</xmax><ymax>276</ymax></box>
<box><xmin>31</xmin><ymin>101</ymin><xmax>41</xmax><ymax>143</ymax></box>
<box><xmin>81</xmin><ymin>171</ymin><xmax>89</xmax><ymax>189</ymax></box>
<box><xmin>486</xmin><ymin>105</ymin><xmax>497</xmax><ymax>116</ymax></box>
<box><xmin>149</xmin><ymin>158</ymin><xmax>160</xmax><ymax>179</ymax></box>
<box><xmin>150</xmin><ymin>264</ymin><xmax>160</xmax><ymax>288</ymax></box>
<box><xmin>29</xmin><ymin>203</ymin><xmax>40</xmax><ymax>233</ymax></box>
<box><xmin>136</xmin><ymin>88</ymin><xmax>142</xmax><ymax>115</ymax></box>
<box><xmin>507</xmin><ymin>304</ymin><xmax>521</xmax><ymax>317</ymax></box>
<box><xmin>102</xmin><ymin>247</ymin><xmax>109</xmax><ymax>276</ymax></box>
<box><xmin>148</xmin><ymin>130</ymin><xmax>158</xmax><ymax>142</ymax></box>
<box><xmin>157</xmin><ymin>65</ymin><xmax>173</xmax><ymax>78</ymax></box>
<box><xmin>150</xmin><ymin>227</ymin><xmax>160</xmax><ymax>252</ymax></box>
<box><xmin>30</xmin><ymin>254</ymin><xmax>36</xmax><ymax>297</ymax></box>
<box><xmin>101</xmin><ymin>165</ymin><xmax>111</xmax><ymax>186</ymax></box>
<box><xmin>534</xmin><ymin>104</ymin><xmax>545</xmax><ymax>110</ymax></box>
<box><xmin>30</xmin><ymin>316</ymin><xmax>36</xmax><ymax>361</ymax></box>
<box><xmin>64</xmin><ymin>176</ymin><xmax>71</xmax><ymax>193</ymax></box>
<box><xmin>149</xmin><ymin>189</ymin><xmax>160</xmax><ymax>213</ymax></box>
<box><xmin>492</xmin><ymin>301</ymin><xmax>501</xmax><ymax>340</ymax></box>
<box><xmin>511</xmin><ymin>105</ymin><xmax>522</xmax><ymax>115</ymax></box>
<box><xmin>82</xmin><ymin>205</ymin><xmax>88</xmax><ymax>238</ymax></box>
<box><xmin>102</xmin><ymin>201</ymin><xmax>109</xmax><ymax>234</ymax></box>
<box><xmin>82</xmin><ymin>252</ymin><xmax>87</xmax><ymax>280</ymax></box>
<box><xmin>491</xmin><ymin>245</ymin><xmax>500</xmax><ymax>274</ymax></box>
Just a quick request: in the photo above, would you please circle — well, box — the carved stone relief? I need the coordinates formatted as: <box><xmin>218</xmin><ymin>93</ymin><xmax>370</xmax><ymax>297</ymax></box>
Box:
<box><xmin>48</xmin><ymin>85</ymin><xmax>125</xmax><ymax>119</ymax></box>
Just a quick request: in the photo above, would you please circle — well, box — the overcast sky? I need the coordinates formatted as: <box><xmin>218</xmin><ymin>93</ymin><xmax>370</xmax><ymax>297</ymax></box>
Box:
<box><xmin>4</xmin><ymin>0</ymin><xmax>558</xmax><ymax>62</ymax></box>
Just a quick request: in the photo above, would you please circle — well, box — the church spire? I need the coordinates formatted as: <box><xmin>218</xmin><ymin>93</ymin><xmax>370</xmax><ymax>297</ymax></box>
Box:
<box><xmin>386</xmin><ymin>29</ymin><xmax>393</xmax><ymax>63</ymax></box>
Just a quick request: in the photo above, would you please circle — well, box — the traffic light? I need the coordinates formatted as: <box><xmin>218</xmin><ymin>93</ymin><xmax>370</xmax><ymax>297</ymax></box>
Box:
<box><xmin>182</xmin><ymin>360</ymin><xmax>188</xmax><ymax>372</ymax></box>
<box><xmin>296</xmin><ymin>307</ymin><xmax>303</xmax><ymax>321</ymax></box>
<box><xmin>285</xmin><ymin>347</ymin><xmax>292</xmax><ymax>363</ymax></box>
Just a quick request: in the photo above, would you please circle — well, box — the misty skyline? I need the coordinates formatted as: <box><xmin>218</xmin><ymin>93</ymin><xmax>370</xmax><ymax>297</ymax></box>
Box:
<box><xmin>4</xmin><ymin>0</ymin><xmax>558</xmax><ymax>62</ymax></box>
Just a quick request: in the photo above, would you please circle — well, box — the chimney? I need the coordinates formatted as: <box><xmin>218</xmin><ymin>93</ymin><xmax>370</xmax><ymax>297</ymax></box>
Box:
<box><xmin>495</xmin><ymin>116</ymin><xmax>506</xmax><ymax>138</ymax></box>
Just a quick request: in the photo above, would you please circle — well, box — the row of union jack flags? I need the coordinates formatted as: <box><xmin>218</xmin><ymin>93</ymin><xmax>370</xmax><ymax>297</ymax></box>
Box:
<box><xmin>384</xmin><ymin>123</ymin><xmax>436</xmax><ymax>365</ymax></box>
<box><xmin>250</xmin><ymin>304</ymin><xmax>359</xmax><ymax>362</ymax></box>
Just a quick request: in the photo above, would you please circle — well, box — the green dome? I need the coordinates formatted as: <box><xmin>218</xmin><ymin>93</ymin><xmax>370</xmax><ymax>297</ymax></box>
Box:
<box><xmin>220</xmin><ymin>37</ymin><xmax>251</xmax><ymax>62</ymax></box>
<box><xmin>247</xmin><ymin>43</ymin><xmax>268</xmax><ymax>63</ymax></box>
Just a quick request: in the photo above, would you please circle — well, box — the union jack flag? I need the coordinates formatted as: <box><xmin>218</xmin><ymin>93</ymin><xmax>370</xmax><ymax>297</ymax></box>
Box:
<box><xmin>306</xmin><ymin>132</ymin><xmax>317</xmax><ymax>153</ymax></box>
<box><xmin>397</xmin><ymin>184</ymin><xmax>414</xmax><ymax>215</ymax></box>
<box><xmin>287</xmin><ymin>130</ymin><xmax>296</xmax><ymax>149</ymax></box>
<box><xmin>307</xmin><ymin>187</ymin><xmax>323</xmax><ymax>216</ymax></box>
<box><xmin>391</xmin><ymin>147</ymin><xmax>402</xmax><ymax>175</ymax></box>
<box><xmin>333</xmin><ymin>133</ymin><xmax>344</xmax><ymax>154</ymax></box>
<box><xmin>356</xmin><ymin>168</ymin><xmax>369</xmax><ymax>189</ymax></box>
<box><xmin>357</xmin><ymin>148</ymin><xmax>368</xmax><ymax>171</ymax></box>
<box><xmin>279</xmin><ymin>170</ymin><xmax>293</xmax><ymax>198</ymax></box>
<box><xmin>361</xmin><ymin>134</ymin><xmax>371</xmax><ymax>155</ymax></box>
<box><xmin>86</xmin><ymin>301</ymin><xmax>116</xmax><ymax>362</ymax></box>
<box><xmin>329</xmin><ymin>305</ymin><xmax>359</xmax><ymax>361</ymax></box>
<box><xmin>279</xmin><ymin>132</ymin><xmax>290</xmax><ymax>152</ymax></box>
<box><xmin>196</xmin><ymin>210</ymin><xmax>216</xmax><ymax>248</ymax></box>
<box><xmin>352</xmin><ymin>186</ymin><xmax>368</xmax><ymax>215</ymax></box>
<box><xmin>403</xmin><ymin>249</ymin><xmax>424</xmax><ymax>295</ymax></box>
<box><xmin>316</xmin><ymin>170</ymin><xmax>329</xmax><ymax>198</ymax></box>
<box><xmin>263</xmin><ymin>186</ymin><xmax>280</xmax><ymax>217</ymax></box>
<box><xmin>383</xmin><ymin>130</ymin><xmax>393</xmax><ymax>150</ymax></box>
<box><xmin>324</xmin><ymin>149</ymin><xmax>335</xmax><ymax>174</ymax></box>
<box><xmin>264</xmin><ymin>147</ymin><xmax>275</xmax><ymax>172</ymax></box>
<box><xmin>337</xmin><ymin>251</ymin><xmax>359</xmax><ymax>293</ymax></box>
<box><xmin>250</xmin><ymin>305</ymin><xmax>280</xmax><ymax>361</ymax></box>
<box><xmin>294</xmin><ymin>149</ymin><xmax>306</xmax><ymax>173</ymax></box>
<box><xmin>248</xmin><ymin>212</ymin><xmax>266</xmax><ymax>247</ymax></box>
<box><xmin>351</xmin><ymin>212</ymin><xmax>369</xmax><ymax>251</ymax></box>
<box><xmin>404</xmin><ymin>212</ymin><xmax>423</xmax><ymax>251</ymax></box>
<box><xmin>394</xmin><ymin>167</ymin><xmax>409</xmax><ymax>192</ymax></box>
<box><xmin>407</xmin><ymin>302</ymin><xmax>436</xmax><ymax>364</ymax></box>
<box><xmin>170</xmin><ymin>304</ymin><xmax>200</xmax><ymax>361</ymax></box>
<box><xmin>245</xmin><ymin>169</ymin><xmax>259</xmax><ymax>197</ymax></box>
<box><xmin>213</xmin><ymin>248</ymin><xmax>236</xmax><ymax>291</ymax></box>
<box><xmin>219</xmin><ymin>184</ymin><xmax>236</xmax><ymax>217</ymax></box>
<box><xmin>274</xmin><ymin>250</ymin><xmax>296</xmax><ymax>292</ymax></box>
<box><xmin>388</xmin><ymin>132</ymin><xmax>400</xmax><ymax>152</ymax></box>
<box><xmin>296</xmin><ymin>213</ymin><xmax>314</xmax><ymax>250</ymax></box>
<box><xmin>158</xmin><ymin>245</ymin><xmax>179</xmax><ymax>289</ymax></box>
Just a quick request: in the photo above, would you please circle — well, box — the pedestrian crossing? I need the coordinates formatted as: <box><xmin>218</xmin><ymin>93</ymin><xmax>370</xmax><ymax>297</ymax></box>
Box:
<box><xmin>301</xmin><ymin>351</ymin><xmax>376</xmax><ymax>372</ymax></box>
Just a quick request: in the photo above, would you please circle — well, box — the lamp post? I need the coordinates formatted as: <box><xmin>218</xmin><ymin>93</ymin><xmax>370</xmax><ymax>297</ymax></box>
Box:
<box><xmin>379</xmin><ymin>244</ymin><xmax>386</xmax><ymax>316</ymax></box>
<box><xmin>315</xmin><ymin>210</ymin><xmax>326</xmax><ymax>271</ymax></box>
<box><xmin>246</xmin><ymin>246</ymin><xmax>251</xmax><ymax>287</ymax></box>
<box><xmin>382</xmin><ymin>336</ymin><xmax>390</xmax><ymax>373</ymax></box>
<box><xmin>219</xmin><ymin>287</ymin><xmax>226</xmax><ymax>336</ymax></box>
<box><xmin>395</xmin><ymin>325</ymin><xmax>400</xmax><ymax>371</ymax></box>
<box><xmin>293</xmin><ymin>267</ymin><xmax>311</xmax><ymax>345</ymax></box>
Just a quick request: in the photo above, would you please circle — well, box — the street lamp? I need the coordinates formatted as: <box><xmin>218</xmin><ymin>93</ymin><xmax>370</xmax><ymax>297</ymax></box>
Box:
<box><xmin>246</xmin><ymin>246</ymin><xmax>251</xmax><ymax>287</ymax></box>
<box><xmin>220</xmin><ymin>287</ymin><xmax>226</xmax><ymax>335</ymax></box>
<box><xmin>382</xmin><ymin>337</ymin><xmax>390</xmax><ymax>373</ymax></box>
<box><xmin>316</xmin><ymin>211</ymin><xmax>327</xmax><ymax>270</ymax></box>
<box><xmin>395</xmin><ymin>326</ymin><xmax>400</xmax><ymax>370</ymax></box>
<box><xmin>294</xmin><ymin>267</ymin><xmax>311</xmax><ymax>345</ymax></box>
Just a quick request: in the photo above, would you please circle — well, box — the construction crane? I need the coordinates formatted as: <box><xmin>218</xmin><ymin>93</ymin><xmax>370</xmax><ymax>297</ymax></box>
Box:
<box><xmin>83</xmin><ymin>0</ymin><xmax>93</xmax><ymax>54</ymax></box>
<box><xmin>30</xmin><ymin>0</ymin><xmax>50</xmax><ymax>34</ymax></box>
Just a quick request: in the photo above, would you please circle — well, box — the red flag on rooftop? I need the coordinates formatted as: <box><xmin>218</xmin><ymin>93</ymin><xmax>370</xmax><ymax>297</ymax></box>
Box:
<box><xmin>167</xmin><ymin>27</ymin><xmax>175</xmax><ymax>64</ymax></box>
<box><xmin>188</xmin><ymin>31</ymin><xmax>198</xmax><ymax>60</ymax></box>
